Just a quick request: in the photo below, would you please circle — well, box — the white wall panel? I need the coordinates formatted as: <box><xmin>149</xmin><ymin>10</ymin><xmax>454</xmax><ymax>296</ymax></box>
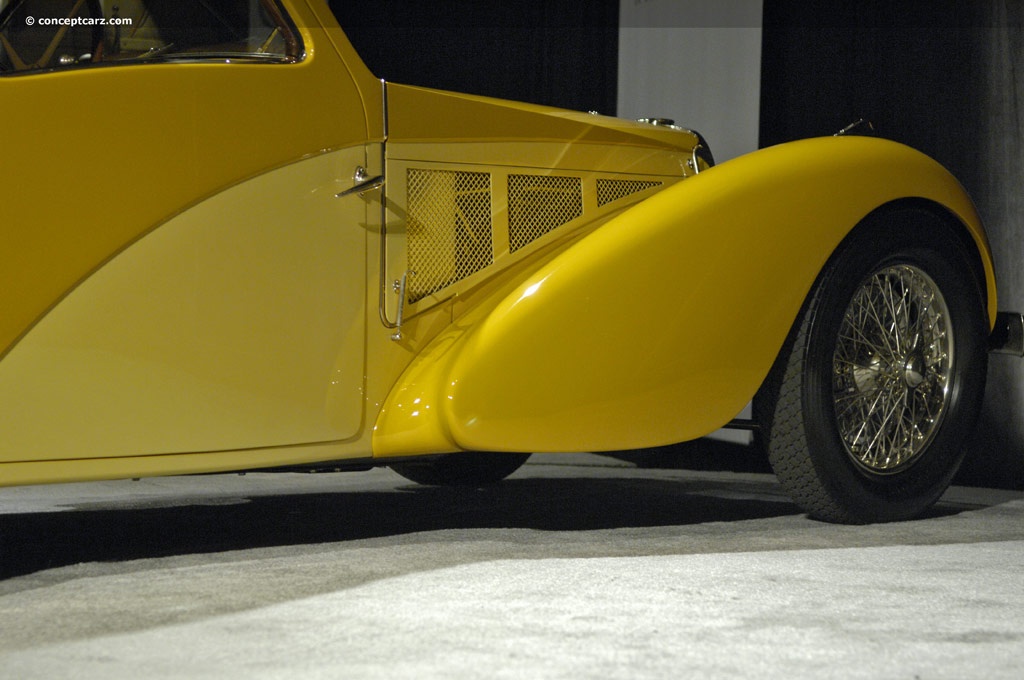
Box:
<box><xmin>617</xmin><ymin>0</ymin><xmax>763</xmax><ymax>163</ymax></box>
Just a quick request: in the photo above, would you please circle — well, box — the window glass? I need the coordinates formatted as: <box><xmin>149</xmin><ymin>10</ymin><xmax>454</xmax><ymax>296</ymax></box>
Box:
<box><xmin>0</xmin><ymin>0</ymin><xmax>300</xmax><ymax>73</ymax></box>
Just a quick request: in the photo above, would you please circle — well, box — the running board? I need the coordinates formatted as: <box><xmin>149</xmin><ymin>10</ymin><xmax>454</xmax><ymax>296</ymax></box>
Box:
<box><xmin>724</xmin><ymin>418</ymin><xmax>760</xmax><ymax>432</ymax></box>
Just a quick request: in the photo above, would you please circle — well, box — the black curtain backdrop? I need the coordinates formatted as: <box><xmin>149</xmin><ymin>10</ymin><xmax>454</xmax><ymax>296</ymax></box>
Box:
<box><xmin>759</xmin><ymin>0</ymin><xmax>987</xmax><ymax>187</ymax></box>
<box><xmin>329</xmin><ymin>0</ymin><xmax>619</xmax><ymax>115</ymax></box>
<box><xmin>760</xmin><ymin>0</ymin><xmax>1024</xmax><ymax>487</ymax></box>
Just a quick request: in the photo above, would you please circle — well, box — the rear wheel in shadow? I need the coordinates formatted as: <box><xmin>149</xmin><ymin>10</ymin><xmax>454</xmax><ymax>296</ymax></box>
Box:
<box><xmin>389</xmin><ymin>452</ymin><xmax>532</xmax><ymax>486</ymax></box>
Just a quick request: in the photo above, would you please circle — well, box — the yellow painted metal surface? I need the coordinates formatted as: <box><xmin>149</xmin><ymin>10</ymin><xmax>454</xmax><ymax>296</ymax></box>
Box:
<box><xmin>0</xmin><ymin>442</ymin><xmax>369</xmax><ymax>489</ymax></box>
<box><xmin>387</xmin><ymin>83</ymin><xmax>701</xmax><ymax>166</ymax></box>
<box><xmin>0</xmin><ymin>148</ymin><xmax>369</xmax><ymax>461</ymax></box>
<box><xmin>378</xmin><ymin>82</ymin><xmax>700</xmax><ymax>325</ymax></box>
<box><xmin>373</xmin><ymin>136</ymin><xmax>996</xmax><ymax>456</ymax></box>
<box><xmin>0</xmin><ymin>1</ymin><xmax>377</xmax><ymax>362</ymax></box>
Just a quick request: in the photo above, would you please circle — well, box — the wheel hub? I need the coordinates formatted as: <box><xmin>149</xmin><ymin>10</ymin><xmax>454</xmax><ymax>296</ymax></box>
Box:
<box><xmin>902</xmin><ymin>352</ymin><xmax>926</xmax><ymax>388</ymax></box>
<box><xmin>831</xmin><ymin>265</ymin><xmax>953</xmax><ymax>473</ymax></box>
<box><xmin>851</xmin><ymin>349</ymin><xmax>930</xmax><ymax>394</ymax></box>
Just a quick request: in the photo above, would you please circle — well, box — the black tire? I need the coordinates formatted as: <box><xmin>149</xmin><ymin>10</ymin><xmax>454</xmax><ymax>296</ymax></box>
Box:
<box><xmin>759</xmin><ymin>208</ymin><xmax>988</xmax><ymax>523</ymax></box>
<box><xmin>389</xmin><ymin>452</ymin><xmax>532</xmax><ymax>487</ymax></box>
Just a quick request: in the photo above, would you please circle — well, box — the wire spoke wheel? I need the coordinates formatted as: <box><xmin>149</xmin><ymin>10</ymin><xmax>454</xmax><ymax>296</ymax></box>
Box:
<box><xmin>833</xmin><ymin>265</ymin><xmax>952</xmax><ymax>473</ymax></box>
<box><xmin>758</xmin><ymin>209</ymin><xmax>987</xmax><ymax>523</ymax></box>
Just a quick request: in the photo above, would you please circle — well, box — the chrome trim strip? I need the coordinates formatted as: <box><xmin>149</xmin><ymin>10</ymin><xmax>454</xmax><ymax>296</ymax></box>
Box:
<box><xmin>377</xmin><ymin>79</ymin><xmax>397</xmax><ymax>330</ymax></box>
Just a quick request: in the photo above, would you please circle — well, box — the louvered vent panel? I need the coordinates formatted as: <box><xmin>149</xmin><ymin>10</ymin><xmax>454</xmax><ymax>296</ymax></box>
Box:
<box><xmin>596</xmin><ymin>179</ymin><xmax>663</xmax><ymax>207</ymax></box>
<box><xmin>407</xmin><ymin>169</ymin><xmax>492</xmax><ymax>302</ymax></box>
<box><xmin>508</xmin><ymin>175</ymin><xmax>583</xmax><ymax>252</ymax></box>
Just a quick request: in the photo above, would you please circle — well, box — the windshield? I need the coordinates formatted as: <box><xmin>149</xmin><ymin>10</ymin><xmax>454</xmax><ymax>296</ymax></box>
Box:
<box><xmin>0</xmin><ymin>0</ymin><xmax>299</xmax><ymax>73</ymax></box>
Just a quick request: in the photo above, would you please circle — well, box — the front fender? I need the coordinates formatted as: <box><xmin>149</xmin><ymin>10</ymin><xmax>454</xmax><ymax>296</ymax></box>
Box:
<box><xmin>373</xmin><ymin>136</ymin><xmax>996</xmax><ymax>456</ymax></box>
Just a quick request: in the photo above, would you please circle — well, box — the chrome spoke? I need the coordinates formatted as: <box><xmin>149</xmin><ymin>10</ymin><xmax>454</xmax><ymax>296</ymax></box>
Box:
<box><xmin>831</xmin><ymin>265</ymin><xmax>952</xmax><ymax>473</ymax></box>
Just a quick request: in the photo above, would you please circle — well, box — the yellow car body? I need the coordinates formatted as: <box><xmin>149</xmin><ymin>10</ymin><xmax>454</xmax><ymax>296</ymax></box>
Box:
<box><xmin>0</xmin><ymin>1</ymin><xmax>1010</xmax><ymax>522</ymax></box>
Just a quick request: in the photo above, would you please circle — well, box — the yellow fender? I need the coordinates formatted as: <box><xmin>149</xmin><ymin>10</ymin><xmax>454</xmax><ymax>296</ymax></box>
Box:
<box><xmin>373</xmin><ymin>135</ymin><xmax>996</xmax><ymax>456</ymax></box>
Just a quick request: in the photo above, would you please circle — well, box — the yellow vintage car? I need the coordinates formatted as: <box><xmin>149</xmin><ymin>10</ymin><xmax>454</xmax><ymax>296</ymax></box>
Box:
<box><xmin>1</xmin><ymin>0</ymin><xmax>1021</xmax><ymax>523</ymax></box>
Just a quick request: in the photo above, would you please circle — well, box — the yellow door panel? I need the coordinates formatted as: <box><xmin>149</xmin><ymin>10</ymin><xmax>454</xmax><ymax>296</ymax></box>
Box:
<box><xmin>0</xmin><ymin>20</ymin><xmax>371</xmax><ymax>362</ymax></box>
<box><xmin>0</xmin><ymin>149</ymin><xmax>368</xmax><ymax>461</ymax></box>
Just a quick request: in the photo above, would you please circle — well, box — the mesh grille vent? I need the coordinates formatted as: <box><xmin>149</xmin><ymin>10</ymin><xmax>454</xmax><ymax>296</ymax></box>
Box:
<box><xmin>508</xmin><ymin>175</ymin><xmax>583</xmax><ymax>252</ymax></box>
<box><xmin>596</xmin><ymin>179</ymin><xmax>662</xmax><ymax>207</ymax></box>
<box><xmin>407</xmin><ymin>169</ymin><xmax>492</xmax><ymax>302</ymax></box>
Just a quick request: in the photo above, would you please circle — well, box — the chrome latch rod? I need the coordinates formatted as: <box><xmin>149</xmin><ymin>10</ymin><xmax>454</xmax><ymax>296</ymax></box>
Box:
<box><xmin>391</xmin><ymin>270</ymin><xmax>416</xmax><ymax>341</ymax></box>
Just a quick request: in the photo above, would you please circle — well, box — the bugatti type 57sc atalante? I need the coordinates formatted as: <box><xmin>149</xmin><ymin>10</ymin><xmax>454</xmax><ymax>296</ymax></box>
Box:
<box><xmin>2</xmin><ymin>0</ymin><xmax>1022</xmax><ymax>523</ymax></box>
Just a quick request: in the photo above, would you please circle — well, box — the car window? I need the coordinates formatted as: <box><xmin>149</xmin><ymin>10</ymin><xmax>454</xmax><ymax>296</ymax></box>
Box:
<box><xmin>0</xmin><ymin>0</ymin><xmax>300</xmax><ymax>73</ymax></box>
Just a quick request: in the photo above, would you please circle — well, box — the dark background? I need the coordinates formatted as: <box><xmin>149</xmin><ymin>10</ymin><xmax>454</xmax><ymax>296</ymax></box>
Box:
<box><xmin>331</xmin><ymin>0</ymin><xmax>619</xmax><ymax>114</ymax></box>
<box><xmin>759</xmin><ymin>0</ymin><xmax>1024</xmax><ymax>487</ymax></box>
<box><xmin>331</xmin><ymin>0</ymin><xmax>1024</xmax><ymax>488</ymax></box>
